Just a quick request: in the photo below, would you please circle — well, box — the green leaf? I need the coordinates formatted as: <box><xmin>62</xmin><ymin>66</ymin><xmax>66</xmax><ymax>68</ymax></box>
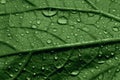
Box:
<box><xmin>0</xmin><ymin>0</ymin><xmax>120</xmax><ymax>80</ymax></box>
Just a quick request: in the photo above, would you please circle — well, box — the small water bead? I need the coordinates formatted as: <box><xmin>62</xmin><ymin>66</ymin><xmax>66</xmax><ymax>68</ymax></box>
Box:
<box><xmin>112</xmin><ymin>26</ymin><xmax>119</xmax><ymax>32</ymax></box>
<box><xmin>111</xmin><ymin>52</ymin><xmax>114</xmax><ymax>56</ymax></box>
<box><xmin>19</xmin><ymin>63</ymin><xmax>22</xmax><ymax>66</ymax></box>
<box><xmin>82</xmin><ymin>27</ymin><xmax>89</xmax><ymax>32</ymax></box>
<box><xmin>32</xmin><ymin>25</ymin><xmax>37</xmax><ymax>29</ymax></box>
<box><xmin>74</xmin><ymin>33</ymin><xmax>78</xmax><ymax>36</ymax></box>
<box><xmin>57</xmin><ymin>16</ymin><xmax>68</xmax><ymax>25</ymax></box>
<box><xmin>36</xmin><ymin>20</ymin><xmax>41</xmax><ymax>25</ymax></box>
<box><xmin>7</xmin><ymin>34</ymin><xmax>11</xmax><ymax>37</ymax></box>
<box><xmin>47</xmin><ymin>39</ymin><xmax>52</xmax><ymax>44</ymax></box>
<box><xmin>32</xmin><ymin>66</ymin><xmax>35</xmax><ymax>69</ymax></box>
<box><xmin>66</xmin><ymin>36</ymin><xmax>70</xmax><ymax>39</ymax></box>
<box><xmin>116</xmin><ymin>68</ymin><xmax>120</xmax><ymax>72</ymax></box>
<box><xmin>41</xmin><ymin>66</ymin><xmax>45</xmax><ymax>70</ymax></box>
<box><xmin>98</xmin><ymin>61</ymin><xmax>105</xmax><ymax>64</ymax></box>
<box><xmin>56</xmin><ymin>64</ymin><xmax>63</xmax><ymax>69</ymax></box>
<box><xmin>26</xmin><ymin>77</ymin><xmax>31</xmax><ymax>80</ymax></box>
<box><xmin>1</xmin><ymin>0</ymin><xmax>6</xmax><ymax>4</ymax></box>
<box><xmin>21</xmin><ymin>33</ymin><xmax>24</xmax><ymax>36</ymax></box>
<box><xmin>20</xmin><ymin>16</ymin><xmax>23</xmax><ymax>19</ymax></box>
<box><xmin>70</xmin><ymin>70</ymin><xmax>79</xmax><ymax>76</ymax></box>
<box><xmin>9</xmin><ymin>74</ymin><xmax>13</xmax><ymax>77</ymax></box>
<box><xmin>26</xmin><ymin>31</ymin><xmax>29</xmax><ymax>34</ymax></box>
<box><xmin>54</xmin><ymin>56</ymin><xmax>58</xmax><ymax>60</ymax></box>
<box><xmin>15</xmin><ymin>68</ymin><xmax>18</xmax><ymax>72</ymax></box>
<box><xmin>42</xmin><ymin>10</ymin><xmax>57</xmax><ymax>17</ymax></box>
<box><xmin>53</xmin><ymin>28</ymin><xmax>57</xmax><ymax>32</ymax></box>
<box><xmin>115</xmin><ymin>57</ymin><xmax>118</xmax><ymax>60</ymax></box>
<box><xmin>77</xmin><ymin>19</ymin><xmax>81</xmax><ymax>23</ymax></box>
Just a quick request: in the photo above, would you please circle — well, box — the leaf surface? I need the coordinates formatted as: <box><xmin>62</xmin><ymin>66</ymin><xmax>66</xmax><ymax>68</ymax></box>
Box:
<box><xmin>0</xmin><ymin>0</ymin><xmax>120</xmax><ymax>80</ymax></box>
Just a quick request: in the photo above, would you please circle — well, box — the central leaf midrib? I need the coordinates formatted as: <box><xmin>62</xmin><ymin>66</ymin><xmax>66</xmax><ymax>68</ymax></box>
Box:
<box><xmin>1</xmin><ymin>38</ymin><xmax>120</xmax><ymax>58</ymax></box>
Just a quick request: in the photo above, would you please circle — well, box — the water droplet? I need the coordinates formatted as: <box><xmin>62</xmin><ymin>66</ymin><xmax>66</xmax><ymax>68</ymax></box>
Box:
<box><xmin>66</xmin><ymin>36</ymin><xmax>70</xmax><ymax>39</ymax></box>
<box><xmin>20</xmin><ymin>16</ymin><xmax>23</xmax><ymax>19</ymax></box>
<box><xmin>37</xmin><ymin>20</ymin><xmax>41</xmax><ymax>24</ymax></box>
<box><xmin>53</xmin><ymin>28</ymin><xmax>57</xmax><ymax>32</ymax></box>
<box><xmin>111</xmin><ymin>52</ymin><xmax>114</xmax><ymax>56</ymax></box>
<box><xmin>77</xmin><ymin>19</ymin><xmax>81</xmax><ymax>23</ymax></box>
<box><xmin>9</xmin><ymin>74</ymin><xmax>13</xmax><ymax>77</ymax></box>
<box><xmin>26</xmin><ymin>31</ymin><xmax>29</xmax><ymax>34</ymax></box>
<box><xmin>116</xmin><ymin>68</ymin><xmax>120</xmax><ymax>72</ymax></box>
<box><xmin>42</xmin><ymin>10</ymin><xmax>57</xmax><ymax>17</ymax></box>
<box><xmin>54</xmin><ymin>56</ymin><xmax>58</xmax><ymax>60</ymax></box>
<box><xmin>32</xmin><ymin>66</ymin><xmax>35</xmax><ymax>69</ymax></box>
<box><xmin>15</xmin><ymin>68</ymin><xmax>18</xmax><ymax>72</ymax></box>
<box><xmin>19</xmin><ymin>63</ymin><xmax>22</xmax><ymax>66</ymax></box>
<box><xmin>7</xmin><ymin>34</ymin><xmax>11</xmax><ymax>37</ymax></box>
<box><xmin>26</xmin><ymin>77</ymin><xmax>31</xmax><ymax>80</ymax></box>
<box><xmin>70</xmin><ymin>70</ymin><xmax>79</xmax><ymax>76</ymax></box>
<box><xmin>41</xmin><ymin>66</ymin><xmax>45</xmax><ymax>70</ymax></box>
<box><xmin>82</xmin><ymin>27</ymin><xmax>89</xmax><ymax>31</ymax></box>
<box><xmin>47</xmin><ymin>39</ymin><xmax>52</xmax><ymax>44</ymax></box>
<box><xmin>98</xmin><ymin>61</ymin><xmax>105</xmax><ymax>64</ymax></box>
<box><xmin>32</xmin><ymin>25</ymin><xmax>37</xmax><ymax>29</ymax></box>
<box><xmin>1</xmin><ymin>0</ymin><xmax>6</xmax><ymax>4</ymax></box>
<box><xmin>115</xmin><ymin>57</ymin><xmax>118</xmax><ymax>60</ymax></box>
<box><xmin>21</xmin><ymin>34</ymin><xmax>24</xmax><ymax>36</ymax></box>
<box><xmin>112</xmin><ymin>26</ymin><xmax>119</xmax><ymax>32</ymax></box>
<box><xmin>57</xmin><ymin>16</ymin><xmax>68</xmax><ymax>25</ymax></box>
<box><xmin>33</xmin><ymin>73</ymin><xmax>36</xmax><ymax>76</ymax></box>
<box><xmin>56</xmin><ymin>64</ymin><xmax>63</xmax><ymax>69</ymax></box>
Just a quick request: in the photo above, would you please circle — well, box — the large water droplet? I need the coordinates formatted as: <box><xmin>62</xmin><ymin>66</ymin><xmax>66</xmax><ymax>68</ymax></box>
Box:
<box><xmin>70</xmin><ymin>70</ymin><xmax>79</xmax><ymax>76</ymax></box>
<box><xmin>57</xmin><ymin>16</ymin><xmax>68</xmax><ymax>25</ymax></box>
<box><xmin>42</xmin><ymin>10</ymin><xmax>57</xmax><ymax>17</ymax></box>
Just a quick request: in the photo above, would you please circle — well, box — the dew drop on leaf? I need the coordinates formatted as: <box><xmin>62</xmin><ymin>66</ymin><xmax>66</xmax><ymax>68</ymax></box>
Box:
<box><xmin>0</xmin><ymin>0</ymin><xmax>6</xmax><ymax>4</ymax></box>
<box><xmin>41</xmin><ymin>66</ymin><xmax>45</xmax><ymax>70</ymax></box>
<box><xmin>36</xmin><ymin>20</ymin><xmax>41</xmax><ymax>25</ymax></box>
<box><xmin>112</xmin><ymin>26</ymin><xmax>119</xmax><ymax>32</ymax></box>
<box><xmin>56</xmin><ymin>64</ymin><xmax>63</xmax><ymax>69</ymax></box>
<box><xmin>82</xmin><ymin>27</ymin><xmax>89</xmax><ymax>31</ymax></box>
<box><xmin>26</xmin><ymin>31</ymin><xmax>29</xmax><ymax>34</ymax></box>
<box><xmin>77</xmin><ymin>19</ymin><xmax>81</xmax><ymax>23</ymax></box>
<box><xmin>47</xmin><ymin>39</ymin><xmax>52</xmax><ymax>44</ymax></box>
<box><xmin>32</xmin><ymin>25</ymin><xmax>37</xmax><ymax>29</ymax></box>
<box><xmin>19</xmin><ymin>63</ymin><xmax>22</xmax><ymax>66</ymax></box>
<box><xmin>7</xmin><ymin>34</ymin><xmax>11</xmax><ymax>37</ymax></box>
<box><xmin>70</xmin><ymin>70</ymin><xmax>79</xmax><ymax>76</ymax></box>
<box><xmin>57</xmin><ymin>16</ymin><xmax>68</xmax><ymax>25</ymax></box>
<box><xmin>98</xmin><ymin>60</ymin><xmax>105</xmax><ymax>64</ymax></box>
<box><xmin>54</xmin><ymin>56</ymin><xmax>58</xmax><ymax>60</ymax></box>
<box><xmin>42</xmin><ymin>10</ymin><xmax>57</xmax><ymax>17</ymax></box>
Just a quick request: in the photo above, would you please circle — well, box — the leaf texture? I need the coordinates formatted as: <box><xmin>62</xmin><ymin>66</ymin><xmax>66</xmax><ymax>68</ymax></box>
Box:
<box><xmin>0</xmin><ymin>0</ymin><xmax>120</xmax><ymax>80</ymax></box>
